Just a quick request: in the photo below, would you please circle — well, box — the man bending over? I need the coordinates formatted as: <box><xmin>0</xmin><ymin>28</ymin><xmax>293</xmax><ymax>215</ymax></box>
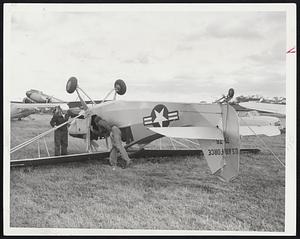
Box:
<box><xmin>91</xmin><ymin>116</ymin><xmax>131</xmax><ymax>168</ymax></box>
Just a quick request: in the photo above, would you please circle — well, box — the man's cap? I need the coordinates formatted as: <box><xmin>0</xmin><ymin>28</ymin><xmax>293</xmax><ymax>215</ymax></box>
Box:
<box><xmin>53</xmin><ymin>105</ymin><xmax>62</xmax><ymax>113</ymax></box>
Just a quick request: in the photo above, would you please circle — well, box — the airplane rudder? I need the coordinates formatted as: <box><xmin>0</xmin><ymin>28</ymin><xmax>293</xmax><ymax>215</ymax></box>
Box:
<box><xmin>217</xmin><ymin>104</ymin><xmax>240</xmax><ymax>182</ymax></box>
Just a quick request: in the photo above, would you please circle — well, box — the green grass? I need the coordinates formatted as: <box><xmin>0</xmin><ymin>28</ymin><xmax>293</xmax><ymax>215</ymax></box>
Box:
<box><xmin>10</xmin><ymin>114</ymin><xmax>285</xmax><ymax>231</ymax></box>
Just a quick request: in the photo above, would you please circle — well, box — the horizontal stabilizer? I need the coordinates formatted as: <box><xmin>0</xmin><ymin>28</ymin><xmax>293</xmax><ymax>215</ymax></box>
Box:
<box><xmin>240</xmin><ymin>102</ymin><xmax>285</xmax><ymax>115</ymax></box>
<box><xmin>240</xmin><ymin>126</ymin><xmax>280</xmax><ymax>137</ymax></box>
<box><xmin>148</xmin><ymin>126</ymin><xmax>224</xmax><ymax>140</ymax></box>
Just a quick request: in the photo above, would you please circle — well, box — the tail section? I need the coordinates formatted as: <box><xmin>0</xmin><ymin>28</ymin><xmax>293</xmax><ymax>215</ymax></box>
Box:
<box><xmin>146</xmin><ymin>102</ymin><xmax>240</xmax><ymax>182</ymax></box>
<box><xmin>201</xmin><ymin>104</ymin><xmax>240</xmax><ymax>182</ymax></box>
<box><xmin>216</xmin><ymin>104</ymin><xmax>240</xmax><ymax>181</ymax></box>
<box><xmin>198</xmin><ymin>139</ymin><xmax>225</xmax><ymax>174</ymax></box>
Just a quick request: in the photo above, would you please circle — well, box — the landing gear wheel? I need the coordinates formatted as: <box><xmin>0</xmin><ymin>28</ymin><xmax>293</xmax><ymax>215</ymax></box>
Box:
<box><xmin>66</xmin><ymin>77</ymin><xmax>78</xmax><ymax>94</ymax></box>
<box><xmin>114</xmin><ymin>79</ymin><xmax>126</xmax><ymax>95</ymax></box>
<box><xmin>227</xmin><ymin>88</ymin><xmax>234</xmax><ymax>98</ymax></box>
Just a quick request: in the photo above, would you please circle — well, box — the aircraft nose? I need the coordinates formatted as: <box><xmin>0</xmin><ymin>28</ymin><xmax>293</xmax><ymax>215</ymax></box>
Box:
<box><xmin>26</xmin><ymin>90</ymin><xmax>34</xmax><ymax>98</ymax></box>
<box><xmin>26</xmin><ymin>90</ymin><xmax>32</xmax><ymax>98</ymax></box>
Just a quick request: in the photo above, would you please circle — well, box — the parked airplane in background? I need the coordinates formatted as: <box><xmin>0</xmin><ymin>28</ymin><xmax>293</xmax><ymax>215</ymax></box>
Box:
<box><xmin>10</xmin><ymin>88</ymin><xmax>105</xmax><ymax>120</ymax></box>
<box><xmin>11</xmin><ymin>89</ymin><xmax>66</xmax><ymax>120</ymax></box>
<box><xmin>23</xmin><ymin>89</ymin><xmax>64</xmax><ymax>103</ymax></box>
<box><xmin>10</xmin><ymin>102</ymin><xmax>69</xmax><ymax>120</ymax></box>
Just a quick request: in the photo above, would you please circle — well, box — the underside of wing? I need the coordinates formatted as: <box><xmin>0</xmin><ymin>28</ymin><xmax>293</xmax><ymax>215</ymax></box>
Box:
<box><xmin>239</xmin><ymin>125</ymin><xmax>280</xmax><ymax>136</ymax></box>
<box><xmin>148</xmin><ymin>126</ymin><xmax>224</xmax><ymax>140</ymax></box>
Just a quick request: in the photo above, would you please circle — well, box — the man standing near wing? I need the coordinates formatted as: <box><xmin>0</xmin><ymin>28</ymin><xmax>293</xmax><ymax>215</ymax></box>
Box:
<box><xmin>91</xmin><ymin>115</ymin><xmax>131</xmax><ymax>169</ymax></box>
<box><xmin>50</xmin><ymin>106</ymin><xmax>70</xmax><ymax>156</ymax></box>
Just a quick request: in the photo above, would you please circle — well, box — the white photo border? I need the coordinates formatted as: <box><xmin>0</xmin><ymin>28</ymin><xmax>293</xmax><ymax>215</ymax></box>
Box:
<box><xmin>3</xmin><ymin>3</ymin><xmax>297</xmax><ymax>236</ymax></box>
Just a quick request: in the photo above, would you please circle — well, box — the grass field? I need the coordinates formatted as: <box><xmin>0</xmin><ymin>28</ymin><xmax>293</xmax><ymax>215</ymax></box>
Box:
<box><xmin>9</xmin><ymin>114</ymin><xmax>285</xmax><ymax>231</ymax></box>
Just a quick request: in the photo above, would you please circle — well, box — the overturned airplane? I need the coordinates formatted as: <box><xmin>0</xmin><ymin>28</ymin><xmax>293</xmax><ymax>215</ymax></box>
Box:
<box><xmin>11</xmin><ymin>77</ymin><xmax>282</xmax><ymax>182</ymax></box>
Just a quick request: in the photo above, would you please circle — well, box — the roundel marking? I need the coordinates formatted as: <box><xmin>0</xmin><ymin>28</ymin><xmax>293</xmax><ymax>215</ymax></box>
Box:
<box><xmin>143</xmin><ymin>104</ymin><xmax>179</xmax><ymax>127</ymax></box>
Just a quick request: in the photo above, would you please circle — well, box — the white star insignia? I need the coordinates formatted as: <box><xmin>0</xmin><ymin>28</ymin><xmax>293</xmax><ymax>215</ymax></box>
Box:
<box><xmin>153</xmin><ymin>108</ymin><xmax>168</xmax><ymax>127</ymax></box>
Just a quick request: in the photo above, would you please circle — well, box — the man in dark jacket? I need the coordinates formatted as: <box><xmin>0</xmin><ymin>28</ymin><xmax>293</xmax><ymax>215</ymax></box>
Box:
<box><xmin>50</xmin><ymin>106</ymin><xmax>70</xmax><ymax>156</ymax></box>
<box><xmin>91</xmin><ymin>115</ymin><xmax>131</xmax><ymax>168</ymax></box>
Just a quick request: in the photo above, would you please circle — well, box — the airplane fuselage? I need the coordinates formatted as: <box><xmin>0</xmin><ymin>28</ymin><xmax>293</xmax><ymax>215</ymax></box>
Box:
<box><xmin>25</xmin><ymin>89</ymin><xmax>63</xmax><ymax>103</ymax></box>
<box><xmin>68</xmin><ymin>100</ymin><xmax>226</xmax><ymax>146</ymax></box>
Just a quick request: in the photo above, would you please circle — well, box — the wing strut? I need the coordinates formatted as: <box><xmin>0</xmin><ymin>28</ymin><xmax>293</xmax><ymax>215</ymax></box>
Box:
<box><xmin>10</xmin><ymin>113</ymin><xmax>84</xmax><ymax>154</ymax></box>
<box><xmin>43</xmin><ymin>137</ymin><xmax>50</xmax><ymax>157</ymax></box>
<box><xmin>37</xmin><ymin>138</ymin><xmax>40</xmax><ymax>158</ymax></box>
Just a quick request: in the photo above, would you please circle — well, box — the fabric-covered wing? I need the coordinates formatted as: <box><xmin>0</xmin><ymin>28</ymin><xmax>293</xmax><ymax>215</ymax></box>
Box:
<box><xmin>148</xmin><ymin>126</ymin><xmax>224</xmax><ymax>140</ymax></box>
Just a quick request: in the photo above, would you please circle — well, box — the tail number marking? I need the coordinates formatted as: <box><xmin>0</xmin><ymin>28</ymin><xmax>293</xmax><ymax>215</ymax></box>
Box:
<box><xmin>208</xmin><ymin>148</ymin><xmax>239</xmax><ymax>156</ymax></box>
<box><xmin>216</xmin><ymin>137</ymin><xmax>230</xmax><ymax>145</ymax></box>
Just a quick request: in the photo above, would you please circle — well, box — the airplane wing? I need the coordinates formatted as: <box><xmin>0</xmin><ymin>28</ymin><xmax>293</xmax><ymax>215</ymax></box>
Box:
<box><xmin>11</xmin><ymin>102</ymin><xmax>70</xmax><ymax>119</ymax></box>
<box><xmin>239</xmin><ymin>125</ymin><xmax>280</xmax><ymax>137</ymax></box>
<box><xmin>148</xmin><ymin>126</ymin><xmax>224</xmax><ymax>140</ymax></box>
<box><xmin>239</xmin><ymin>102</ymin><xmax>286</xmax><ymax>115</ymax></box>
<box><xmin>12</xmin><ymin>102</ymin><xmax>69</xmax><ymax>111</ymax></box>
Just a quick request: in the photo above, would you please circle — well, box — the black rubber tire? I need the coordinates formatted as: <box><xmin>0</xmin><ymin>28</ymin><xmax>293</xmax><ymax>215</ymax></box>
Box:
<box><xmin>228</xmin><ymin>88</ymin><xmax>234</xmax><ymax>98</ymax></box>
<box><xmin>66</xmin><ymin>77</ymin><xmax>78</xmax><ymax>94</ymax></box>
<box><xmin>114</xmin><ymin>79</ymin><xmax>126</xmax><ymax>95</ymax></box>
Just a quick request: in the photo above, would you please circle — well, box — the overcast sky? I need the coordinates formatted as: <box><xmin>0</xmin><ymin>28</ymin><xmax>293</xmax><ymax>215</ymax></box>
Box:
<box><xmin>7</xmin><ymin>5</ymin><xmax>286</xmax><ymax>103</ymax></box>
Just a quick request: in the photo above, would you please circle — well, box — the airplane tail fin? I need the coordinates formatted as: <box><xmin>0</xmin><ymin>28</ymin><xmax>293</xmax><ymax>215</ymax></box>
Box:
<box><xmin>147</xmin><ymin>103</ymin><xmax>240</xmax><ymax>182</ymax></box>
<box><xmin>216</xmin><ymin>104</ymin><xmax>240</xmax><ymax>181</ymax></box>
<box><xmin>200</xmin><ymin>104</ymin><xmax>240</xmax><ymax>182</ymax></box>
